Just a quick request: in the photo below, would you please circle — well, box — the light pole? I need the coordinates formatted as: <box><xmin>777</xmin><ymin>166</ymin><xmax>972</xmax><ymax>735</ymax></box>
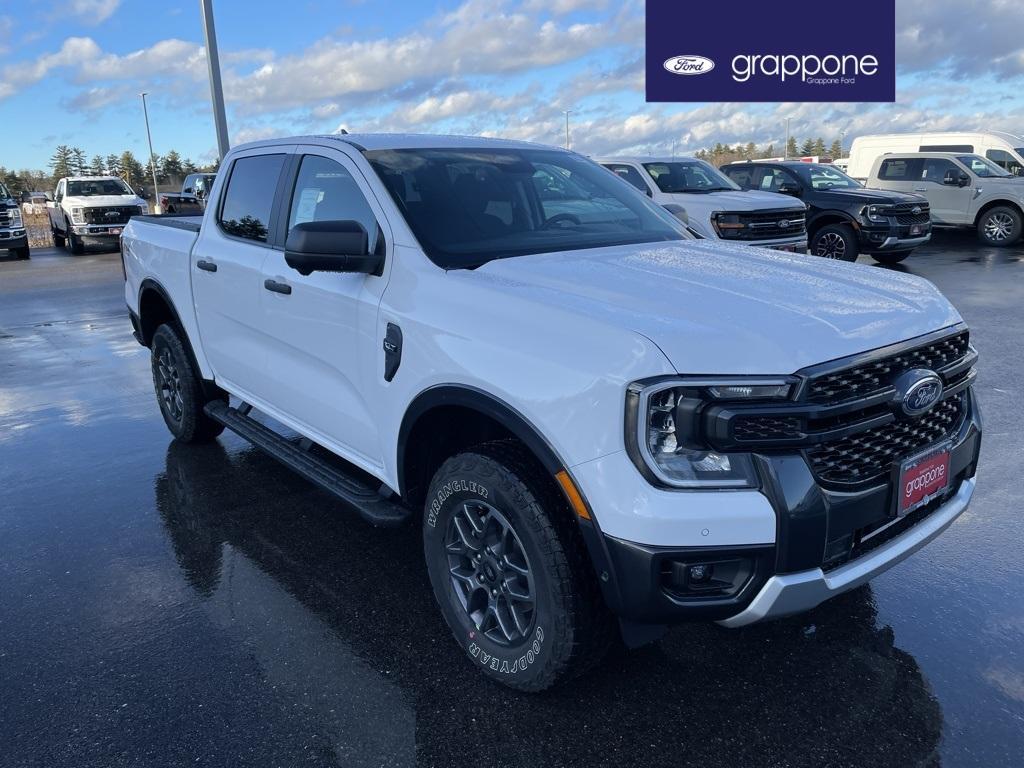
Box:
<box><xmin>784</xmin><ymin>117</ymin><xmax>792</xmax><ymax>159</ymax></box>
<box><xmin>563</xmin><ymin>110</ymin><xmax>572</xmax><ymax>150</ymax></box>
<box><xmin>140</xmin><ymin>92</ymin><xmax>160</xmax><ymax>213</ymax></box>
<box><xmin>200</xmin><ymin>0</ymin><xmax>230</xmax><ymax>161</ymax></box>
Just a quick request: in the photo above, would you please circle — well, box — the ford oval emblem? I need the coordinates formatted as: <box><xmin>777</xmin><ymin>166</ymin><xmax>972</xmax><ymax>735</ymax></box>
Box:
<box><xmin>911</xmin><ymin>206</ymin><xmax>921</xmax><ymax>215</ymax></box>
<box><xmin>893</xmin><ymin>369</ymin><xmax>943</xmax><ymax>417</ymax></box>
<box><xmin>778</xmin><ymin>220</ymin><xmax>790</xmax><ymax>228</ymax></box>
<box><xmin>663</xmin><ymin>55</ymin><xmax>715</xmax><ymax>76</ymax></box>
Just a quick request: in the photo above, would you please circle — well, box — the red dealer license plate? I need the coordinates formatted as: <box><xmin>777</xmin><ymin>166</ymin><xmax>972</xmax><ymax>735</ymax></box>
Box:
<box><xmin>898</xmin><ymin>443</ymin><xmax>951</xmax><ymax>516</ymax></box>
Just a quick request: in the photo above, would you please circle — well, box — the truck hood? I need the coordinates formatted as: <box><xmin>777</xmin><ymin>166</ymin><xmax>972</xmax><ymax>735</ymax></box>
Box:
<box><xmin>472</xmin><ymin>240</ymin><xmax>961</xmax><ymax>374</ymax></box>
<box><xmin>812</xmin><ymin>187</ymin><xmax>928</xmax><ymax>206</ymax></box>
<box><xmin>661</xmin><ymin>188</ymin><xmax>804</xmax><ymax>213</ymax></box>
<box><xmin>64</xmin><ymin>195</ymin><xmax>145</xmax><ymax>207</ymax></box>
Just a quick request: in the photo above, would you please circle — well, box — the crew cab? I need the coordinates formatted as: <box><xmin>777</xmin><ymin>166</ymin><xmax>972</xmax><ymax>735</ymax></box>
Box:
<box><xmin>48</xmin><ymin>176</ymin><xmax>148</xmax><ymax>254</ymax></box>
<box><xmin>596</xmin><ymin>156</ymin><xmax>808</xmax><ymax>251</ymax></box>
<box><xmin>122</xmin><ymin>134</ymin><xmax>981</xmax><ymax>691</ymax></box>
<box><xmin>868</xmin><ymin>153</ymin><xmax>1024</xmax><ymax>247</ymax></box>
<box><xmin>0</xmin><ymin>179</ymin><xmax>29</xmax><ymax>259</ymax></box>
<box><xmin>721</xmin><ymin>160</ymin><xmax>931</xmax><ymax>264</ymax></box>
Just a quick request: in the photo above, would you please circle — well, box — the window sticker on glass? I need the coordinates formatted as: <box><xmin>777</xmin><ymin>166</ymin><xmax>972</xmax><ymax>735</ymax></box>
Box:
<box><xmin>293</xmin><ymin>188</ymin><xmax>323</xmax><ymax>225</ymax></box>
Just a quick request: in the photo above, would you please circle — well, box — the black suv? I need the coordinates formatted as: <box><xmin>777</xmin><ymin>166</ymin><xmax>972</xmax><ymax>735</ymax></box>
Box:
<box><xmin>720</xmin><ymin>161</ymin><xmax>932</xmax><ymax>264</ymax></box>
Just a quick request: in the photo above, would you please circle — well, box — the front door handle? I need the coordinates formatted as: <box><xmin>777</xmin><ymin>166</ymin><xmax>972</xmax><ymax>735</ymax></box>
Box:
<box><xmin>264</xmin><ymin>278</ymin><xmax>292</xmax><ymax>295</ymax></box>
<box><xmin>196</xmin><ymin>259</ymin><xmax>218</xmax><ymax>272</ymax></box>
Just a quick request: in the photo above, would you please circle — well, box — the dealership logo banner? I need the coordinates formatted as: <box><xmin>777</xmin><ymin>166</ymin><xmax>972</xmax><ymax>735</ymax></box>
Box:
<box><xmin>646</xmin><ymin>0</ymin><xmax>895</xmax><ymax>103</ymax></box>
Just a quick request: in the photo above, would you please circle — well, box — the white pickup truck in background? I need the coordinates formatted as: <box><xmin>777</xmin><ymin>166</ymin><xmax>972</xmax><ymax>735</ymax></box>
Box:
<box><xmin>48</xmin><ymin>176</ymin><xmax>148</xmax><ymax>254</ymax></box>
<box><xmin>596</xmin><ymin>156</ymin><xmax>808</xmax><ymax>251</ymax></box>
<box><xmin>121</xmin><ymin>134</ymin><xmax>982</xmax><ymax>691</ymax></box>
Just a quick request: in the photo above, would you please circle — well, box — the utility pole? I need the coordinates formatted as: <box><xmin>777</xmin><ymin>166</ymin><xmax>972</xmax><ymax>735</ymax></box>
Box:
<box><xmin>200</xmin><ymin>0</ymin><xmax>230</xmax><ymax>161</ymax></box>
<box><xmin>140</xmin><ymin>92</ymin><xmax>160</xmax><ymax>213</ymax></box>
<box><xmin>784</xmin><ymin>117</ymin><xmax>792</xmax><ymax>159</ymax></box>
<box><xmin>563</xmin><ymin>110</ymin><xmax>572</xmax><ymax>150</ymax></box>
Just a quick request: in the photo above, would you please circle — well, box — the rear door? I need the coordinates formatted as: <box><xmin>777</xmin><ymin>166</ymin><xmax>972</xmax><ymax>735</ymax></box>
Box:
<box><xmin>874</xmin><ymin>157</ymin><xmax>922</xmax><ymax>196</ymax></box>
<box><xmin>916</xmin><ymin>157</ymin><xmax>973</xmax><ymax>225</ymax></box>
<box><xmin>191</xmin><ymin>147</ymin><xmax>291</xmax><ymax>400</ymax></box>
<box><xmin>255</xmin><ymin>145</ymin><xmax>392</xmax><ymax>469</ymax></box>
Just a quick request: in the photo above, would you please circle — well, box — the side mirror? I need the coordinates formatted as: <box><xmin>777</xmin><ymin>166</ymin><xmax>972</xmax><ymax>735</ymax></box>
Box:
<box><xmin>942</xmin><ymin>170</ymin><xmax>959</xmax><ymax>186</ymax></box>
<box><xmin>183</xmin><ymin>187</ymin><xmax>193</xmax><ymax>194</ymax></box>
<box><xmin>645</xmin><ymin>188</ymin><xmax>653</xmax><ymax>198</ymax></box>
<box><xmin>958</xmin><ymin>172</ymin><xmax>971</xmax><ymax>187</ymax></box>
<box><xmin>778</xmin><ymin>182</ymin><xmax>801</xmax><ymax>196</ymax></box>
<box><xmin>46</xmin><ymin>192</ymin><xmax>54</xmax><ymax>202</ymax></box>
<box><xmin>662</xmin><ymin>203</ymin><xmax>689</xmax><ymax>224</ymax></box>
<box><xmin>285</xmin><ymin>220</ymin><xmax>381</xmax><ymax>276</ymax></box>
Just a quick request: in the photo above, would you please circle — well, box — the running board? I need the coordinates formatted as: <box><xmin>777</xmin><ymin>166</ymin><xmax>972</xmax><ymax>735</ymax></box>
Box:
<box><xmin>204</xmin><ymin>400</ymin><xmax>411</xmax><ymax>527</ymax></box>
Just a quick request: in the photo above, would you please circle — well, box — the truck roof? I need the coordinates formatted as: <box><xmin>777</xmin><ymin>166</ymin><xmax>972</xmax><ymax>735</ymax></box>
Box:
<box><xmin>60</xmin><ymin>175</ymin><xmax>126</xmax><ymax>182</ymax></box>
<box><xmin>594</xmin><ymin>156</ymin><xmax>702</xmax><ymax>164</ymax></box>
<box><xmin>232</xmin><ymin>133</ymin><xmax>556</xmax><ymax>153</ymax></box>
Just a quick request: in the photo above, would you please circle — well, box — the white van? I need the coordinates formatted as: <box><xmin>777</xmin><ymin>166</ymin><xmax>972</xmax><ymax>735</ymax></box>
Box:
<box><xmin>847</xmin><ymin>132</ymin><xmax>1024</xmax><ymax>180</ymax></box>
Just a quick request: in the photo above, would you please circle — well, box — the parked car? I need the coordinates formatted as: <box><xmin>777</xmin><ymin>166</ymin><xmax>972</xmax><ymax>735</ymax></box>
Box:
<box><xmin>47</xmin><ymin>176</ymin><xmax>148</xmax><ymax>254</ymax></box>
<box><xmin>867</xmin><ymin>152</ymin><xmax>1024</xmax><ymax>247</ymax></box>
<box><xmin>848</xmin><ymin>131</ymin><xmax>1024</xmax><ymax>180</ymax></box>
<box><xmin>158</xmin><ymin>173</ymin><xmax>218</xmax><ymax>215</ymax></box>
<box><xmin>182</xmin><ymin>172</ymin><xmax>217</xmax><ymax>206</ymax></box>
<box><xmin>122</xmin><ymin>134</ymin><xmax>981</xmax><ymax>691</ymax></box>
<box><xmin>721</xmin><ymin>160</ymin><xmax>931</xmax><ymax>264</ymax></box>
<box><xmin>596</xmin><ymin>156</ymin><xmax>808</xmax><ymax>252</ymax></box>
<box><xmin>1</xmin><ymin>180</ymin><xmax>29</xmax><ymax>259</ymax></box>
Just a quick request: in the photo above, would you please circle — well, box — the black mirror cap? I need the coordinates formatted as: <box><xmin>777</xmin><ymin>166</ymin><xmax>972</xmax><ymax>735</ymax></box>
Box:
<box><xmin>284</xmin><ymin>220</ymin><xmax>382</xmax><ymax>276</ymax></box>
<box><xmin>959</xmin><ymin>173</ymin><xmax>971</xmax><ymax>187</ymax></box>
<box><xmin>778</xmin><ymin>183</ymin><xmax>801</xmax><ymax>196</ymax></box>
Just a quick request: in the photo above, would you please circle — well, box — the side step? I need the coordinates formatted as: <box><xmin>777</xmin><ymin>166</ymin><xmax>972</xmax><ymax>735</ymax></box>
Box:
<box><xmin>204</xmin><ymin>400</ymin><xmax>411</xmax><ymax>527</ymax></box>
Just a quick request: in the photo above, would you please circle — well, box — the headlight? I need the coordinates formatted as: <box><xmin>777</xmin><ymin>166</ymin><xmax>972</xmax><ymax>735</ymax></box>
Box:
<box><xmin>626</xmin><ymin>378</ymin><xmax>792</xmax><ymax>489</ymax></box>
<box><xmin>864</xmin><ymin>204</ymin><xmax>890</xmax><ymax>223</ymax></box>
<box><xmin>71</xmin><ymin>206</ymin><xmax>85</xmax><ymax>224</ymax></box>
<box><xmin>10</xmin><ymin>206</ymin><xmax>22</xmax><ymax>222</ymax></box>
<box><xmin>138</xmin><ymin>204</ymin><xmax>148</xmax><ymax>215</ymax></box>
<box><xmin>711</xmin><ymin>213</ymin><xmax>745</xmax><ymax>238</ymax></box>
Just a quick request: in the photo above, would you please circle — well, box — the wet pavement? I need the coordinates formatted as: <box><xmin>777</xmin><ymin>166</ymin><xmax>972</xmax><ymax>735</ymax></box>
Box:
<box><xmin>1</xmin><ymin>237</ymin><xmax>1022</xmax><ymax>768</ymax></box>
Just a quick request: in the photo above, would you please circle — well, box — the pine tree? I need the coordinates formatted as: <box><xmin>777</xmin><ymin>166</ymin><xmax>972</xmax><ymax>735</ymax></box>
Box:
<box><xmin>762</xmin><ymin>143</ymin><xmax>776</xmax><ymax>158</ymax></box>
<box><xmin>812</xmin><ymin>137</ymin><xmax>826</xmax><ymax>157</ymax></box>
<box><xmin>119</xmin><ymin>151</ymin><xmax>145</xmax><ymax>187</ymax></box>
<box><xmin>49</xmin><ymin>145</ymin><xmax>74</xmax><ymax>182</ymax></box>
<box><xmin>89</xmin><ymin>155</ymin><xmax>105</xmax><ymax>176</ymax></box>
<box><xmin>786</xmin><ymin>136</ymin><xmax>798</xmax><ymax>158</ymax></box>
<box><xmin>106</xmin><ymin>154</ymin><xmax>122</xmax><ymax>177</ymax></box>
<box><xmin>182</xmin><ymin>159</ymin><xmax>198</xmax><ymax>175</ymax></box>
<box><xmin>800</xmin><ymin>138</ymin><xmax>816</xmax><ymax>156</ymax></box>
<box><xmin>744</xmin><ymin>142</ymin><xmax>757</xmax><ymax>158</ymax></box>
<box><xmin>161</xmin><ymin>150</ymin><xmax>184</xmax><ymax>185</ymax></box>
<box><xmin>830</xmin><ymin>139</ymin><xmax>843</xmax><ymax>158</ymax></box>
<box><xmin>70</xmin><ymin>147</ymin><xmax>87</xmax><ymax>176</ymax></box>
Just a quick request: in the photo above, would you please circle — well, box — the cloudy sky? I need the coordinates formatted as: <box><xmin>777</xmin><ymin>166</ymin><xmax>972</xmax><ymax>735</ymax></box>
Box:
<box><xmin>1</xmin><ymin>0</ymin><xmax>1023</xmax><ymax>170</ymax></box>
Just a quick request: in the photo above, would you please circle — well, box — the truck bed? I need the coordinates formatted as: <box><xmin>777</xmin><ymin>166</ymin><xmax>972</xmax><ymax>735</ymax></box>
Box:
<box><xmin>133</xmin><ymin>213</ymin><xmax>203</xmax><ymax>233</ymax></box>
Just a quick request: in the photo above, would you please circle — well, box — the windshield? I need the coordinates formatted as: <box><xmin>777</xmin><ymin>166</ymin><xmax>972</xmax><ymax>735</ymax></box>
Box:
<box><xmin>956</xmin><ymin>155</ymin><xmax>1011</xmax><ymax>178</ymax></box>
<box><xmin>67</xmin><ymin>179</ymin><xmax>134</xmax><ymax>196</ymax></box>
<box><xmin>642</xmin><ymin>160</ymin><xmax>739</xmax><ymax>193</ymax></box>
<box><xmin>796</xmin><ymin>163</ymin><xmax>862</xmax><ymax>189</ymax></box>
<box><xmin>365</xmin><ymin>148</ymin><xmax>688</xmax><ymax>269</ymax></box>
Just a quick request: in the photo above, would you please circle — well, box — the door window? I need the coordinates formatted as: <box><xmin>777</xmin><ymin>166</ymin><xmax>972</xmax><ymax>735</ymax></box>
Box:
<box><xmin>985</xmin><ymin>149</ymin><xmax>1022</xmax><ymax>175</ymax></box>
<box><xmin>55</xmin><ymin>181</ymin><xmax>64</xmax><ymax>202</ymax></box>
<box><xmin>756</xmin><ymin>167</ymin><xmax>799</xmax><ymax>192</ymax></box>
<box><xmin>218</xmin><ymin>154</ymin><xmax>286</xmax><ymax>242</ymax></box>
<box><xmin>601</xmin><ymin>163</ymin><xmax>650</xmax><ymax>194</ymax></box>
<box><xmin>287</xmin><ymin>155</ymin><xmax>381</xmax><ymax>251</ymax></box>
<box><xmin>920</xmin><ymin>158</ymin><xmax>959</xmax><ymax>184</ymax></box>
<box><xmin>878</xmin><ymin>158</ymin><xmax>923</xmax><ymax>180</ymax></box>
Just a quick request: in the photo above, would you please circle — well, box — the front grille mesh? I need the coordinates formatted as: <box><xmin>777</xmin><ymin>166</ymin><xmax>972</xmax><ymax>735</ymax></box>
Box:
<box><xmin>83</xmin><ymin>206</ymin><xmax>136</xmax><ymax>225</ymax></box>
<box><xmin>805</xmin><ymin>331</ymin><xmax>969</xmax><ymax>404</ymax></box>
<box><xmin>806</xmin><ymin>394</ymin><xmax>964</xmax><ymax>485</ymax></box>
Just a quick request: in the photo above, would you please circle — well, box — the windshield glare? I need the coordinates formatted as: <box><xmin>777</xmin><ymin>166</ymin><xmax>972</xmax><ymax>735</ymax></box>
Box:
<box><xmin>642</xmin><ymin>160</ymin><xmax>739</xmax><ymax>193</ymax></box>
<box><xmin>365</xmin><ymin>148</ymin><xmax>688</xmax><ymax>269</ymax></box>
<box><xmin>0</xmin><ymin>182</ymin><xmax>10</xmax><ymax>199</ymax></box>
<box><xmin>956</xmin><ymin>155</ymin><xmax>1011</xmax><ymax>178</ymax></box>
<box><xmin>67</xmin><ymin>179</ymin><xmax>134</xmax><ymax>196</ymax></box>
<box><xmin>798</xmin><ymin>163</ymin><xmax>862</xmax><ymax>189</ymax></box>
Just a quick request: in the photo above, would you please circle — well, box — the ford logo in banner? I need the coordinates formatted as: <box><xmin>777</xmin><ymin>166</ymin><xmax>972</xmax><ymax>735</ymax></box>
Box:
<box><xmin>893</xmin><ymin>369</ymin><xmax>944</xmax><ymax>417</ymax></box>
<box><xmin>663</xmin><ymin>55</ymin><xmax>715</xmax><ymax>76</ymax></box>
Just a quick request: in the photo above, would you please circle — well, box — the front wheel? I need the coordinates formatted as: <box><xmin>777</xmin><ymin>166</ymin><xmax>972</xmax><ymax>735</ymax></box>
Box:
<box><xmin>423</xmin><ymin>441</ymin><xmax>614</xmax><ymax>691</ymax></box>
<box><xmin>810</xmin><ymin>224</ymin><xmax>859</xmax><ymax>262</ymax></box>
<box><xmin>977</xmin><ymin>206</ymin><xmax>1023</xmax><ymax>247</ymax></box>
<box><xmin>52</xmin><ymin>228</ymin><xmax>65</xmax><ymax>248</ymax></box>
<box><xmin>67</xmin><ymin>222</ymin><xmax>85</xmax><ymax>255</ymax></box>
<box><xmin>872</xmin><ymin>250</ymin><xmax>911</xmax><ymax>265</ymax></box>
<box><xmin>150</xmin><ymin>324</ymin><xmax>226</xmax><ymax>443</ymax></box>
<box><xmin>12</xmin><ymin>246</ymin><xmax>30</xmax><ymax>260</ymax></box>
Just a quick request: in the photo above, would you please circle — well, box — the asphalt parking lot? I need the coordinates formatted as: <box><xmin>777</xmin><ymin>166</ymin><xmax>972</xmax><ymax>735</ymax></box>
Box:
<box><xmin>1</xmin><ymin>235</ymin><xmax>1022</xmax><ymax>768</ymax></box>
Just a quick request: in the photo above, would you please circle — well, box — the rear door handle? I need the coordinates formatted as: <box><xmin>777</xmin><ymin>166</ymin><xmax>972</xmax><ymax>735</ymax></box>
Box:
<box><xmin>264</xmin><ymin>278</ymin><xmax>292</xmax><ymax>295</ymax></box>
<box><xmin>196</xmin><ymin>259</ymin><xmax>218</xmax><ymax>272</ymax></box>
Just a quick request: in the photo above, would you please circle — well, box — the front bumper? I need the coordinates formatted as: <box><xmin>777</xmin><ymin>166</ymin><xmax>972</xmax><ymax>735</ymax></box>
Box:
<box><xmin>72</xmin><ymin>223</ymin><xmax>129</xmax><ymax>239</ymax></box>
<box><xmin>860</xmin><ymin>222</ymin><xmax>932</xmax><ymax>252</ymax></box>
<box><xmin>0</xmin><ymin>228</ymin><xmax>28</xmax><ymax>248</ymax></box>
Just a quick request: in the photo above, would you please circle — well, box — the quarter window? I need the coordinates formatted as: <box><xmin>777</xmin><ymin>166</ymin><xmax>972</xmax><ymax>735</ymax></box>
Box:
<box><xmin>985</xmin><ymin>149</ymin><xmax>1022</xmax><ymax>175</ymax></box>
<box><xmin>878</xmin><ymin>158</ymin><xmax>923</xmax><ymax>180</ymax></box>
<box><xmin>218</xmin><ymin>154</ymin><xmax>286</xmax><ymax>242</ymax></box>
<box><xmin>287</xmin><ymin>155</ymin><xmax>381</xmax><ymax>252</ymax></box>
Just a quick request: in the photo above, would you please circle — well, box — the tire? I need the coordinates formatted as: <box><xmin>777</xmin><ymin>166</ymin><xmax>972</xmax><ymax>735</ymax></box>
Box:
<box><xmin>67</xmin><ymin>222</ymin><xmax>85</xmax><ymax>255</ymax></box>
<box><xmin>52</xmin><ymin>228</ymin><xmax>65</xmax><ymax>248</ymax></box>
<box><xmin>12</xmin><ymin>246</ymin><xmax>30</xmax><ymax>260</ymax></box>
<box><xmin>872</xmin><ymin>250</ymin><xmax>911</xmax><ymax>265</ymax></box>
<box><xmin>150</xmin><ymin>324</ymin><xmax>226</xmax><ymax>443</ymax></box>
<box><xmin>977</xmin><ymin>206</ymin><xmax>1023</xmax><ymax>247</ymax></box>
<box><xmin>423</xmin><ymin>440</ymin><xmax>614</xmax><ymax>692</ymax></box>
<box><xmin>810</xmin><ymin>224</ymin><xmax>859</xmax><ymax>261</ymax></box>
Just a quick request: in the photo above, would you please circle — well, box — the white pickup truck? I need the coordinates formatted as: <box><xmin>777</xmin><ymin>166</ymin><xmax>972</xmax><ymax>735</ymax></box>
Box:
<box><xmin>596</xmin><ymin>156</ymin><xmax>808</xmax><ymax>251</ymax></box>
<box><xmin>122</xmin><ymin>134</ymin><xmax>982</xmax><ymax>691</ymax></box>
<box><xmin>48</xmin><ymin>176</ymin><xmax>148</xmax><ymax>254</ymax></box>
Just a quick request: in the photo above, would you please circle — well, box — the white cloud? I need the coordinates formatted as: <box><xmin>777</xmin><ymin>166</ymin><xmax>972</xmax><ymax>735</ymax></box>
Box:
<box><xmin>66</xmin><ymin>0</ymin><xmax>121</xmax><ymax>24</ymax></box>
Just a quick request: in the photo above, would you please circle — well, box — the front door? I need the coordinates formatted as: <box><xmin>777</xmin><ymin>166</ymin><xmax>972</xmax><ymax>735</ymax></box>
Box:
<box><xmin>256</xmin><ymin>147</ymin><xmax>392</xmax><ymax>470</ymax></box>
<box><xmin>916</xmin><ymin>157</ymin><xmax>973</xmax><ymax>225</ymax></box>
<box><xmin>48</xmin><ymin>180</ymin><xmax>65</xmax><ymax>231</ymax></box>
<box><xmin>191</xmin><ymin>148</ymin><xmax>290</xmax><ymax>401</ymax></box>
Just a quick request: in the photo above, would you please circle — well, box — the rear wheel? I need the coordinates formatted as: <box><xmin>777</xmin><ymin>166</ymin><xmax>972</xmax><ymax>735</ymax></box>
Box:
<box><xmin>810</xmin><ymin>224</ymin><xmax>859</xmax><ymax>262</ymax></box>
<box><xmin>872</xmin><ymin>250</ymin><xmax>911</xmax><ymax>265</ymax></box>
<box><xmin>150</xmin><ymin>324</ymin><xmax>226</xmax><ymax>443</ymax></box>
<box><xmin>423</xmin><ymin>440</ymin><xmax>614</xmax><ymax>692</ymax></box>
<box><xmin>977</xmin><ymin>206</ymin><xmax>1022</xmax><ymax>247</ymax></box>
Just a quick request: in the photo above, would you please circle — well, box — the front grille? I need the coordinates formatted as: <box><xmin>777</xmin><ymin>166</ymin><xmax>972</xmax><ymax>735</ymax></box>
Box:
<box><xmin>895</xmin><ymin>211</ymin><xmax>929</xmax><ymax>226</ymax></box>
<box><xmin>806</xmin><ymin>393</ymin><xmax>964</xmax><ymax>485</ymax></box>
<box><xmin>805</xmin><ymin>331</ymin><xmax>969</xmax><ymax>404</ymax></box>
<box><xmin>0</xmin><ymin>208</ymin><xmax>10</xmax><ymax>226</ymax></box>
<box><xmin>83</xmin><ymin>206</ymin><xmax>136</xmax><ymax>225</ymax></box>
<box><xmin>733</xmin><ymin>415</ymin><xmax>803</xmax><ymax>441</ymax></box>
<box><xmin>721</xmin><ymin>210</ymin><xmax>806</xmax><ymax>241</ymax></box>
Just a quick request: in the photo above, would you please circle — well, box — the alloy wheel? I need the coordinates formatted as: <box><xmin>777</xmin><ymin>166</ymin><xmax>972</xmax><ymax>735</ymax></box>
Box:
<box><xmin>445</xmin><ymin>500</ymin><xmax>536</xmax><ymax>646</ymax></box>
<box><xmin>983</xmin><ymin>212</ymin><xmax>1015</xmax><ymax>242</ymax></box>
<box><xmin>815</xmin><ymin>232</ymin><xmax>847</xmax><ymax>259</ymax></box>
<box><xmin>156</xmin><ymin>348</ymin><xmax>184</xmax><ymax>423</ymax></box>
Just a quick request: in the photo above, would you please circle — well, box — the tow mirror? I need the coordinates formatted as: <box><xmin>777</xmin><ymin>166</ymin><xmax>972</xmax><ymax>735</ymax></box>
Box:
<box><xmin>285</xmin><ymin>220</ymin><xmax>382</xmax><ymax>276</ymax></box>
<box><xmin>778</xmin><ymin>182</ymin><xmax>801</xmax><ymax>196</ymax></box>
